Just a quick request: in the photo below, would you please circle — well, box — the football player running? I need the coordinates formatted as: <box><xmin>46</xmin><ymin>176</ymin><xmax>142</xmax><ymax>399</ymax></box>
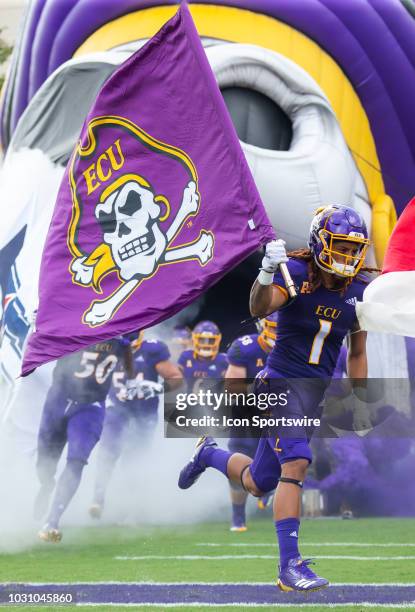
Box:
<box><xmin>225</xmin><ymin>314</ymin><xmax>278</xmax><ymax>532</ymax></box>
<box><xmin>178</xmin><ymin>321</ymin><xmax>228</xmax><ymax>388</ymax></box>
<box><xmin>89</xmin><ymin>331</ymin><xmax>182</xmax><ymax>518</ymax></box>
<box><xmin>179</xmin><ymin>205</ymin><xmax>372</xmax><ymax>592</ymax></box>
<box><xmin>35</xmin><ymin>337</ymin><xmax>133</xmax><ymax>542</ymax></box>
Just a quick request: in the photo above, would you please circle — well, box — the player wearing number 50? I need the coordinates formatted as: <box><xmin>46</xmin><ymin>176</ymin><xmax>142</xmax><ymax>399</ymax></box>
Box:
<box><xmin>35</xmin><ymin>337</ymin><xmax>133</xmax><ymax>543</ymax></box>
<box><xmin>179</xmin><ymin>205</ymin><xmax>373</xmax><ymax>592</ymax></box>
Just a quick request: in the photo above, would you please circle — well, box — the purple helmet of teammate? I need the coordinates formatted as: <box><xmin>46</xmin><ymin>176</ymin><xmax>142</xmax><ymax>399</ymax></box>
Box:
<box><xmin>258</xmin><ymin>312</ymin><xmax>278</xmax><ymax>349</ymax></box>
<box><xmin>192</xmin><ymin>320</ymin><xmax>221</xmax><ymax>359</ymax></box>
<box><xmin>308</xmin><ymin>205</ymin><xmax>370</xmax><ymax>278</ymax></box>
<box><xmin>172</xmin><ymin>326</ymin><xmax>192</xmax><ymax>350</ymax></box>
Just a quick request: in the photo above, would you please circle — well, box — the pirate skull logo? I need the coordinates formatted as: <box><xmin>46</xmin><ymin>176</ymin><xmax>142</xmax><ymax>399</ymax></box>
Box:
<box><xmin>96</xmin><ymin>179</ymin><xmax>168</xmax><ymax>280</ymax></box>
<box><xmin>68</xmin><ymin>117</ymin><xmax>215</xmax><ymax>327</ymax></box>
<box><xmin>70</xmin><ymin>175</ymin><xmax>213</xmax><ymax>326</ymax></box>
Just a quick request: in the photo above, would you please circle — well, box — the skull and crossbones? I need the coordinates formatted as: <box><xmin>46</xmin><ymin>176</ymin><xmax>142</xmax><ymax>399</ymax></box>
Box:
<box><xmin>71</xmin><ymin>179</ymin><xmax>213</xmax><ymax>326</ymax></box>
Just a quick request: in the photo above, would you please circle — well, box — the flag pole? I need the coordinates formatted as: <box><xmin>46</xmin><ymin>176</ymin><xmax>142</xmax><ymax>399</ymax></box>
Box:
<box><xmin>279</xmin><ymin>263</ymin><xmax>297</xmax><ymax>298</ymax></box>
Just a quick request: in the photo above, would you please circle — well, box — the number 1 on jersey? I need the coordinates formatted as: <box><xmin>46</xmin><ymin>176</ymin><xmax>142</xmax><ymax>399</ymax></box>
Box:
<box><xmin>309</xmin><ymin>319</ymin><xmax>332</xmax><ymax>365</ymax></box>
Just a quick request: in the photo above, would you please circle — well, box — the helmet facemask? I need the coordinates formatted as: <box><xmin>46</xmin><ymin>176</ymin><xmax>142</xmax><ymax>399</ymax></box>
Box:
<box><xmin>259</xmin><ymin>317</ymin><xmax>277</xmax><ymax>349</ymax></box>
<box><xmin>192</xmin><ymin>332</ymin><xmax>221</xmax><ymax>359</ymax></box>
<box><xmin>309</xmin><ymin>205</ymin><xmax>370</xmax><ymax>279</ymax></box>
<box><xmin>315</xmin><ymin>230</ymin><xmax>370</xmax><ymax>278</ymax></box>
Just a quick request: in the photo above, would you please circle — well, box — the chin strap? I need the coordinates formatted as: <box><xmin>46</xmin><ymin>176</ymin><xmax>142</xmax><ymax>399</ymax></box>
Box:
<box><xmin>278</xmin><ymin>477</ymin><xmax>304</xmax><ymax>488</ymax></box>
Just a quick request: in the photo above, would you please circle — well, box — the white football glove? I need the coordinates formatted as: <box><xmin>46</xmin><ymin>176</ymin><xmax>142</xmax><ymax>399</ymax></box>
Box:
<box><xmin>137</xmin><ymin>380</ymin><xmax>163</xmax><ymax>400</ymax></box>
<box><xmin>119</xmin><ymin>379</ymin><xmax>137</xmax><ymax>401</ymax></box>
<box><xmin>261</xmin><ymin>239</ymin><xmax>288</xmax><ymax>273</ymax></box>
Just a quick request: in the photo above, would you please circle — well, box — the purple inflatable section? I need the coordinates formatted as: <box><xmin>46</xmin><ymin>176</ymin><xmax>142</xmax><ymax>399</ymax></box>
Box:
<box><xmin>2</xmin><ymin>0</ymin><xmax>415</xmax><ymax>212</ymax></box>
<box><xmin>8</xmin><ymin>0</ymin><xmax>47</xmax><ymax>132</ymax></box>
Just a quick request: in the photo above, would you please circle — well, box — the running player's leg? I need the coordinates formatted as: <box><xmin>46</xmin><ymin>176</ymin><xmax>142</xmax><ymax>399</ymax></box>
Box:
<box><xmin>44</xmin><ymin>402</ymin><xmax>105</xmax><ymax>535</ymax></box>
<box><xmin>229</xmin><ymin>432</ymin><xmax>327</xmax><ymax>591</ymax></box>
<box><xmin>35</xmin><ymin>389</ymin><xmax>67</xmax><ymax>520</ymax></box>
<box><xmin>179</xmin><ymin>433</ymin><xmax>281</xmax><ymax>497</ymax></box>
<box><xmin>273</xmin><ymin>438</ymin><xmax>310</xmax><ymax>578</ymax></box>
<box><xmin>259</xmin><ymin>376</ymin><xmax>328</xmax><ymax>591</ymax></box>
<box><xmin>272</xmin><ymin>412</ymin><xmax>328</xmax><ymax>590</ymax></box>
<box><xmin>91</xmin><ymin>405</ymin><xmax>129</xmax><ymax>514</ymax></box>
<box><xmin>134</xmin><ymin>406</ymin><xmax>158</xmax><ymax>453</ymax></box>
<box><xmin>227</xmin><ymin>437</ymin><xmax>259</xmax><ymax>531</ymax></box>
<box><xmin>228</xmin><ymin>480</ymin><xmax>248</xmax><ymax>531</ymax></box>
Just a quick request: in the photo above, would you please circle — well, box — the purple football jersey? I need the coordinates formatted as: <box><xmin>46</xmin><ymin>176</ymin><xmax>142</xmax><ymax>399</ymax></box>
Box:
<box><xmin>332</xmin><ymin>345</ymin><xmax>348</xmax><ymax>379</ymax></box>
<box><xmin>227</xmin><ymin>333</ymin><xmax>270</xmax><ymax>378</ymax></box>
<box><xmin>51</xmin><ymin>339</ymin><xmax>127</xmax><ymax>403</ymax></box>
<box><xmin>178</xmin><ymin>349</ymin><xmax>228</xmax><ymax>391</ymax></box>
<box><xmin>268</xmin><ymin>258</ymin><xmax>366</xmax><ymax>378</ymax></box>
<box><xmin>109</xmin><ymin>339</ymin><xmax>170</xmax><ymax>409</ymax></box>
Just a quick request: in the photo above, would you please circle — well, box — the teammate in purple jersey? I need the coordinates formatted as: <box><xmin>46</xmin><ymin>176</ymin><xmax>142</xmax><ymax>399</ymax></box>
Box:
<box><xmin>89</xmin><ymin>331</ymin><xmax>182</xmax><ymax>518</ymax></box>
<box><xmin>178</xmin><ymin>321</ymin><xmax>228</xmax><ymax>388</ymax></box>
<box><xmin>35</xmin><ymin>337</ymin><xmax>133</xmax><ymax>542</ymax></box>
<box><xmin>226</xmin><ymin>313</ymin><xmax>278</xmax><ymax>532</ymax></box>
<box><xmin>179</xmin><ymin>205</ymin><xmax>375</xmax><ymax>592</ymax></box>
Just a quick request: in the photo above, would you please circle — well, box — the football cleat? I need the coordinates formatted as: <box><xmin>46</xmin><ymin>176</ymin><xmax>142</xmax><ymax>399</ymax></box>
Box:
<box><xmin>178</xmin><ymin>436</ymin><xmax>217</xmax><ymax>490</ymax></box>
<box><xmin>89</xmin><ymin>503</ymin><xmax>102</xmax><ymax>519</ymax></box>
<box><xmin>257</xmin><ymin>490</ymin><xmax>274</xmax><ymax>510</ymax></box>
<box><xmin>277</xmin><ymin>557</ymin><xmax>329</xmax><ymax>592</ymax></box>
<box><xmin>38</xmin><ymin>524</ymin><xmax>62</xmax><ymax>543</ymax></box>
<box><xmin>230</xmin><ymin>524</ymin><xmax>247</xmax><ymax>532</ymax></box>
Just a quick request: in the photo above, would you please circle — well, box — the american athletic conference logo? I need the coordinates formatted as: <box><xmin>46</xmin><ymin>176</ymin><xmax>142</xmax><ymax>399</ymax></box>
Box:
<box><xmin>67</xmin><ymin>116</ymin><xmax>214</xmax><ymax>327</ymax></box>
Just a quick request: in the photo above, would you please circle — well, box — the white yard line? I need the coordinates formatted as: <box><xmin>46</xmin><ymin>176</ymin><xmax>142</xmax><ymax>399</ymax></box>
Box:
<box><xmin>2</xmin><ymin>582</ymin><xmax>415</xmax><ymax>587</ymax></box>
<box><xmin>76</xmin><ymin>604</ymin><xmax>415</xmax><ymax>609</ymax></box>
<box><xmin>115</xmin><ymin>555</ymin><xmax>415</xmax><ymax>561</ymax></box>
<box><xmin>197</xmin><ymin>542</ymin><xmax>415</xmax><ymax>548</ymax></box>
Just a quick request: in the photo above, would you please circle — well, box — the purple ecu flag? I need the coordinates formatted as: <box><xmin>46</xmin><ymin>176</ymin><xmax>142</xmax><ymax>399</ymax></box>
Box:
<box><xmin>22</xmin><ymin>3</ymin><xmax>275</xmax><ymax>375</ymax></box>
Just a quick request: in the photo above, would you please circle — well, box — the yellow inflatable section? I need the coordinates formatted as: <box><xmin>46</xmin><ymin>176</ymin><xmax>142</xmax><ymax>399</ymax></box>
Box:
<box><xmin>75</xmin><ymin>4</ymin><xmax>395</xmax><ymax>264</ymax></box>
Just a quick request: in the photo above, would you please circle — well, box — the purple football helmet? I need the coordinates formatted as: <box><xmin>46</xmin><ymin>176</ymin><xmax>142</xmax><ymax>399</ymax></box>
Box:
<box><xmin>172</xmin><ymin>326</ymin><xmax>192</xmax><ymax>344</ymax></box>
<box><xmin>168</xmin><ymin>326</ymin><xmax>192</xmax><ymax>361</ymax></box>
<box><xmin>308</xmin><ymin>205</ymin><xmax>370</xmax><ymax>277</ymax></box>
<box><xmin>192</xmin><ymin>320</ymin><xmax>221</xmax><ymax>358</ymax></box>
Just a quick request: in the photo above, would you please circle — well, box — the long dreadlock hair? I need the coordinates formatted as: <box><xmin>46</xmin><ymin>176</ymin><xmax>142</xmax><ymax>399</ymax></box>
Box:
<box><xmin>287</xmin><ymin>248</ymin><xmax>380</xmax><ymax>296</ymax></box>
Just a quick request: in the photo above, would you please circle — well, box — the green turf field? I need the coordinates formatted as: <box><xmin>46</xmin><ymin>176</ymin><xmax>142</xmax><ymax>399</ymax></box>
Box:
<box><xmin>0</xmin><ymin>517</ymin><xmax>414</xmax><ymax>610</ymax></box>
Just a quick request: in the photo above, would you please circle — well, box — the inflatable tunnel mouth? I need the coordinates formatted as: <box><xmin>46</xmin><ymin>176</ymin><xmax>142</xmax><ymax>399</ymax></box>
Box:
<box><xmin>221</xmin><ymin>86</ymin><xmax>292</xmax><ymax>152</ymax></box>
<box><xmin>206</xmin><ymin>44</ymin><xmax>374</xmax><ymax>261</ymax></box>
<box><xmin>207</xmin><ymin>43</ymin><xmax>333</xmax><ymax>156</ymax></box>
